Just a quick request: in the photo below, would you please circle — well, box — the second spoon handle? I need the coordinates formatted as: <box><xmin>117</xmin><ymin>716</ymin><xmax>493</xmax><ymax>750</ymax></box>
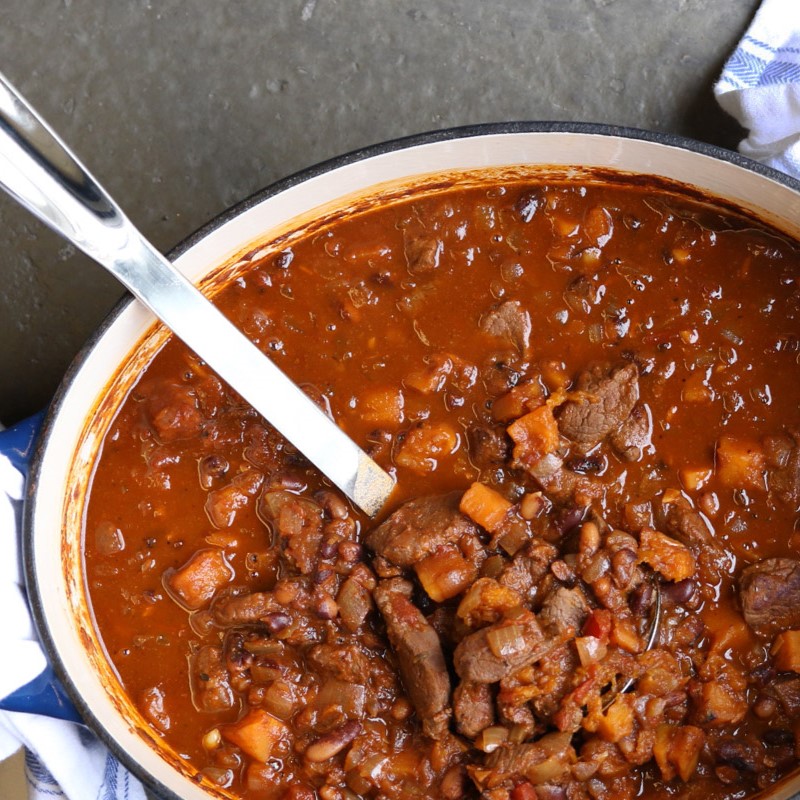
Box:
<box><xmin>0</xmin><ymin>72</ymin><xmax>394</xmax><ymax>516</ymax></box>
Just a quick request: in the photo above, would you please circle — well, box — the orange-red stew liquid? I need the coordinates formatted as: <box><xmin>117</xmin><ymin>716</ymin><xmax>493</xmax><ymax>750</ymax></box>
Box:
<box><xmin>85</xmin><ymin>177</ymin><xmax>800</xmax><ymax>800</ymax></box>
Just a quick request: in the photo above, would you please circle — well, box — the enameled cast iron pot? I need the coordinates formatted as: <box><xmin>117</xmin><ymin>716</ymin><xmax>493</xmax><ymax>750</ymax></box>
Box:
<box><xmin>5</xmin><ymin>124</ymin><xmax>800</xmax><ymax>800</ymax></box>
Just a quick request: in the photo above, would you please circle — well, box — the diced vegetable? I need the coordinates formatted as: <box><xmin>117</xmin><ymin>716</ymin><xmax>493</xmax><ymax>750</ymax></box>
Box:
<box><xmin>336</xmin><ymin>574</ymin><xmax>374</xmax><ymax>632</ymax></box>
<box><xmin>610</xmin><ymin>617</ymin><xmax>644</xmax><ymax>654</ymax></box>
<box><xmin>492</xmin><ymin>380</ymin><xmax>544</xmax><ymax>422</ymax></box>
<box><xmin>507</xmin><ymin>405</ymin><xmax>560</xmax><ymax>466</ymax></box>
<box><xmin>773</xmin><ymin>630</ymin><xmax>800</xmax><ymax>673</ymax></box>
<box><xmin>691</xmin><ymin>680</ymin><xmax>747</xmax><ymax>726</ymax></box>
<box><xmin>205</xmin><ymin>470</ymin><xmax>265</xmax><ymax>528</ymax></box>
<box><xmin>459</xmin><ymin>482</ymin><xmax>512</xmax><ymax>532</ymax></box>
<box><xmin>583</xmin><ymin>609</ymin><xmax>613</xmax><ymax>641</ymax></box>
<box><xmin>679</xmin><ymin>465</ymin><xmax>712</xmax><ymax>492</ymax></box>
<box><xmin>596</xmin><ymin>695</ymin><xmax>634</xmax><ymax>743</ymax></box>
<box><xmin>395</xmin><ymin>422</ymin><xmax>460</xmax><ymax>473</ymax></box>
<box><xmin>681</xmin><ymin>370</ymin><xmax>714</xmax><ymax>404</ymax></box>
<box><xmin>474</xmin><ymin>726</ymin><xmax>509</xmax><ymax>753</ymax></box>
<box><xmin>165</xmin><ymin>548</ymin><xmax>233</xmax><ymax>610</ymax></box>
<box><xmin>457</xmin><ymin>578</ymin><xmax>523</xmax><ymax>628</ymax></box>
<box><xmin>223</xmin><ymin>708</ymin><xmax>288</xmax><ymax>762</ymax></box>
<box><xmin>638</xmin><ymin>529</ymin><xmax>696</xmax><ymax>582</ymax></box>
<box><xmin>262</xmin><ymin>680</ymin><xmax>296</xmax><ymax>720</ymax></box>
<box><xmin>415</xmin><ymin>546</ymin><xmax>477</xmax><ymax>602</ymax></box>
<box><xmin>574</xmin><ymin>635</ymin><xmax>608</xmax><ymax>667</ymax></box>
<box><xmin>654</xmin><ymin>724</ymin><xmax>704</xmax><ymax>782</ymax></box>
<box><xmin>486</xmin><ymin>622</ymin><xmax>527</xmax><ymax>659</ymax></box>
<box><xmin>716</xmin><ymin>435</ymin><xmax>766</xmax><ymax>491</ymax></box>
<box><xmin>360</xmin><ymin>387</ymin><xmax>405</xmax><ymax>426</ymax></box>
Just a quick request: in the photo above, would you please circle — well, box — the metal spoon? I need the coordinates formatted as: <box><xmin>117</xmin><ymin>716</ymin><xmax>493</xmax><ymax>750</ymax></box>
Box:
<box><xmin>0</xmin><ymin>72</ymin><xmax>394</xmax><ymax>516</ymax></box>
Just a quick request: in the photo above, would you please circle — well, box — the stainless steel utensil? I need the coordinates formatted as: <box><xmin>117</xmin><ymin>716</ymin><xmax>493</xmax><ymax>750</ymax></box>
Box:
<box><xmin>0</xmin><ymin>72</ymin><xmax>394</xmax><ymax>516</ymax></box>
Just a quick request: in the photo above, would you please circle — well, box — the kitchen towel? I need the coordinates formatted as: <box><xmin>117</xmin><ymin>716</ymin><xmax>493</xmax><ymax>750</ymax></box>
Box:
<box><xmin>0</xmin><ymin>445</ymin><xmax>146</xmax><ymax>800</ymax></box>
<box><xmin>715</xmin><ymin>0</ymin><xmax>800</xmax><ymax>177</ymax></box>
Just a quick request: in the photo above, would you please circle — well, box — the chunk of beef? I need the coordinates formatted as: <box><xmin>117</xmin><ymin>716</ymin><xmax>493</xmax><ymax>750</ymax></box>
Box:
<box><xmin>373</xmin><ymin>578</ymin><xmax>451</xmax><ymax>739</ymax></box>
<box><xmin>498</xmin><ymin>541</ymin><xmax>558</xmax><ymax>603</ymax></box>
<box><xmin>212</xmin><ymin>590</ymin><xmax>280</xmax><ymax>626</ymax></box>
<box><xmin>477</xmin><ymin>732</ymin><xmax>576</xmax><ymax>790</ymax></box>
<box><xmin>306</xmin><ymin>643</ymin><xmax>373</xmax><ymax>684</ymax></box>
<box><xmin>189</xmin><ymin>645</ymin><xmax>234</xmax><ymax>713</ymax></box>
<box><xmin>610</xmin><ymin>404</ymin><xmax>652</xmax><ymax>462</ymax></box>
<box><xmin>145</xmin><ymin>382</ymin><xmax>203</xmax><ymax>442</ymax></box>
<box><xmin>713</xmin><ymin>736</ymin><xmax>766</xmax><ymax>773</ymax></box>
<box><xmin>258</xmin><ymin>491</ymin><xmax>324</xmax><ymax>574</ymax></box>
<box><xmin>539</xmin><ymin>586</ymin><xmax>591</xmax><ymax>637</ymax></box>
<box><xmin>404</xmin><ymin>229</ymin><xmax>443</xmax><ymax>275</ymax></box>
<box><xmin>366</xmin><ymin>493</ymin><xmax>479</xmax><ymax>568</ymax></box>
<box><xmin>530</xmin><ymin>642</ymin><xmax>579</xmax><ymax>720</ymax></box>
<box><xmin>453</xmin><ymin>610</ymin><xmax>552</xmax><ymax>684</ymax></box>
<box><xmin>739</xmin><ymin>558</ymin><xmax>800</xmax><ymax>637</ymax></box>
<box><xmin>557</xmin><ymin>363</ymin><xmax>639</xmax><ymax>454</ymax></box>
<box><xmin>772</xmin><ymin>675</ymin><xmax>800</xmax><ymax>715</ymax></box>
<box><xmin>453</xmin><ymin>681</ymin><xmax>495</xmax><ymax>739</ymax></box>
<box><xmin>468</xmin><ymin>424</ymin><xmax>511</xmax><ymax>468</ymax></box>
<box><xmin>764</xmin><ymin>431</ymin><xmax>800</xmax><ymax>508</ymax></box>
<box><xmin>480</xmin><ymin>300</ymin><xmax>532</xmax><ymax>355</ymax></box>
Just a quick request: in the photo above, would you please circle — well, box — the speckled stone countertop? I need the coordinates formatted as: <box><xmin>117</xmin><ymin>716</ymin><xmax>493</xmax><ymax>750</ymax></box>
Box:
<box><xmin>0</xmin><ymin>0</ymin><xmax>756</xmax><ymax>425</ymax></box>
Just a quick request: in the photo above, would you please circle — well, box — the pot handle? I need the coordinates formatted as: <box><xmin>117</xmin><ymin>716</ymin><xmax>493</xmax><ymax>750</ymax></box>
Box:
<box><xmin>0</xmin><ymin>413</ymin><xmax>83</xmax><ymax>724</ymax></box>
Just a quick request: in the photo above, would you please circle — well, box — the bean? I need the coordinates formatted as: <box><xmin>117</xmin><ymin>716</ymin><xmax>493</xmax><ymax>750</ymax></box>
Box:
<box><xmin>305</xmin><ymin>720</ymin><xmax>362</xmax><ymax>762</ymax></box>
<box><xmin>263</xmin><ymin>612</ymin><xmax>291</xmax><ymax>634</ymax></box>
<box><xmin>661</xmin><ymin>578</ymin><xmax>697</xmax><ymax>605</ymax></box>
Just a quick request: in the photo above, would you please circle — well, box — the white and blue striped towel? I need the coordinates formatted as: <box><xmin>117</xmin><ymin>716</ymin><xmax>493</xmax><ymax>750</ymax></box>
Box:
<box><xmin>715</xmin><ymin>0</ymin><xmax>800</xmax><ymax>176</ymax></box>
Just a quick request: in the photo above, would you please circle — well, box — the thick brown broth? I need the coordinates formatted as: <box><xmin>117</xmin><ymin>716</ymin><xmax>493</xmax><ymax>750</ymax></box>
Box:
<box><xmin>84</xmin><ymin>178</ymin><xmax>800</xmax><ymax>800</ymax></box>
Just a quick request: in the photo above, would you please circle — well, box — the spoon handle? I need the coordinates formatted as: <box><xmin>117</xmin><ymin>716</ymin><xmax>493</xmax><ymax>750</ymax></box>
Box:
<box><xmin>0</xmin><ymin>72</ymin><xmax>394</xmax><ymax>516</ymax></box>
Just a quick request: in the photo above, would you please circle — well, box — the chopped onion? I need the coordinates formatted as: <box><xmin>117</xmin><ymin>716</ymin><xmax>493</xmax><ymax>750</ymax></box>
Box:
<box><xmin>475</xmin><ymin>726</ymin><xmax>509</xmax><ymax>753</ymax></box>
<box><xmin>721</xmin><ymin>328</ymin><xmax>744</xmax><ymax>346</ymax></box>
<box><xmin>574</xmin><ymin>636</ymin><xmax>608</xmax><ymax>667</ymax></box>
<box><xmin>487</xmin><ymin>623</ymin><xmax>526</xmax><ymax>658</ymax></box>
<box><xmin>315</xmin><ymin>679</ymin><xmax>366</xmax><ymax>719</ymax></box>
<box><xmin>262</xmin><ymin>680</ymin><xmax>295</xmax><ymax>720</ymax></box>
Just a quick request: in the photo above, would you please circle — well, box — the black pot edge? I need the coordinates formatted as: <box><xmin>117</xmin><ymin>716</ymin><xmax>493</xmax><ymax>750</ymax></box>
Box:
<box><xmin>21</xmin><ymin>120</ymin><xmax>800</xmax><ymax>800</ymax></box>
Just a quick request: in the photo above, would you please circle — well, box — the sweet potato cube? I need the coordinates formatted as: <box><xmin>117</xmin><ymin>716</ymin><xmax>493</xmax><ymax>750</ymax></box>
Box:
<box><xmin>492</xmin><ymin>381</ymin><xmax>544</xmax><ymax>422</ymax></box>
<box><xmin>360</xmin><ymin>387</ymin><xmax>405</xmax><ymax>427</ymax></box>
<box><xmin>415</xmin><ymin>546</ymin><xmax>478</xmax><ymax>602</ymax></box>
<box><xmin>507</xmin><ymin>405</ymin><xmax>560</xmax><ymax>466</ymax></box>
<box><xmin>460</xmin><ymin>482</ymin><xmax>513</xmax><ymax>533</ymax></box>
<box><xmin>654</xmin><ymin>724</ymin><xmax>704</xmax><ymax>782</ymax></box>
<box><xmin>223</xmin><ymin>708</ymin><xmax>288</xmax><ymax>762</ymax></box>
<box><xmin>395</xmin><ymin>422</ymin><xmax>459</xmax><ymax>474</ymax></box>
<box><xmin>610</xmin><ymin>617</ymin><xmax>644</xmax><ymax>654</ymax></box>
<box><xmin>773</xmin><ymin>630</ymin><xmax>800</xmax><ymax>673</ymax></box>
<box><xmin>166</xmin><ymin>548</ymin><xmax>232</xmax><ymax>610</ymax></box>
<box><xmin>691</xmin><ymin>680</ymin><xmax>747</xmax><ymax>726</ymax></box>
<box><xmin>596</xmin><ymin>696</ymin><xmax>634</xmax><ymax>743</ymax></box>
<box><xmin>457</xmin><ymin>577</ymin><xmax>523</xmax><ymax>627</ymax></box>
<box><xmin>638</xmin><ymin>529</ymin><xmax>696</xmax><ymax>582</ymax></box>
<box><xmin>716</xmin><ymin>435</ymin><xmax>766</xmax><ymax>491</ymax></box>
<box><xmin>679</xmin><ymin>465</ymin><xmax>712</xmax><ymax>492</ymax></box>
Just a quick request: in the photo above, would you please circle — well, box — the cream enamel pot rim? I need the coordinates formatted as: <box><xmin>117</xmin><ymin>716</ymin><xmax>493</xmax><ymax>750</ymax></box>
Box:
<box><xmin>18</xmin><ymin>123</ymin><xmax>800</xmax><ymax>800</ymax></box>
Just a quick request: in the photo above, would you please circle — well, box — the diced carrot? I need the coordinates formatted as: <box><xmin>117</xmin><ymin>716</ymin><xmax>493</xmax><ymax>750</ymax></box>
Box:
<box><xmin>507</xmin><ymin>405</ymin><xmax>560</xmax><ymax>466</ymax></box>
<box><xmin>596</xmin><ymin>695</ymin><xmax>634</xmax><ymax>743</ymax></box>
<box><xmin>395</xmin><ymin>422</ymin><xmax>459</xmax><ymax>474</ymax></box>
<box><xmin>715</xmin><ymin>435</ymin><xmax>766</xmax><ymax>491</ymax></box>
<box><xmin>459</xmin><ymin>482</ymin><xmax>513</xmax><ymax>533</ymax></box>
<box><xmin>638</xmin><ymin>529</ymin><xmax>696</xmax><ymax>582</ymax></box>
<box><xmin>415</xmin><ymin>546</ymin><xmax>478</xmax><ymax>602</ymax></box>
<box><xmin>165</xmin><ymin>548</ymin><xmax>233</xmax><ymax>610</ymax></box>
<box><xmin>223</xmin><ymin>708</ymin><xmax>288</xmax><ymax>762</ymax></box>
<box><xmin>492</xmin><ymin>381</ymin><xmax>544</xmax><ymax>422</ymax></box>
<box><xmin>540</xmin><ymin>361</ymin><xmax>571</xmax><ymax>393</ymax></box>
<box><xmin>773</xmin><ymin>630</ymin><xmax>800</xmax><ymax>673</ymax></box>
<box><xmin>360</xmin><ymin>386</ymin><xmax>405</xmax><ymax>427</ymax></box>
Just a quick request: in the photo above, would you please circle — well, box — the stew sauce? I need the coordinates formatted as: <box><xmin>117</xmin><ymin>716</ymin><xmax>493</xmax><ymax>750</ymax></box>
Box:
<box><xmin>84</xmin><ymin>177</ymin><xmax>800</xmax><ymax>800</ymax></box>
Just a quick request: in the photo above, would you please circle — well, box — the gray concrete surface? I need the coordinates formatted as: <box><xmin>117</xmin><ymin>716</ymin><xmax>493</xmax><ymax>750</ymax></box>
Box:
<box><xmin>0</xmin><ymin>0</ymin><xmax>757</xmax><ymax>797</ymax></box>
<box><xmin>0</xmin><ymin>0</ymin><xmax>756</xmax><ymax>425</ymax></box>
